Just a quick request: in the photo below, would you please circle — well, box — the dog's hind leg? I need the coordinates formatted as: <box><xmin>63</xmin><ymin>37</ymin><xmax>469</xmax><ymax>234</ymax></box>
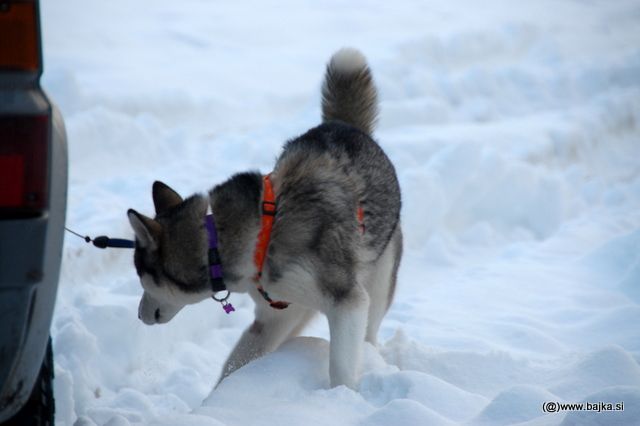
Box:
<box><xmin>217</xmin><ymin>302</ymin><xmax>313</xmax><ymax>385</ymax></box>
<box><xmin>326</xmin><ymin>283</ymin><xmax>369</xmax><ymax>388</ymax></box>
<box><xmin>364</xmin><ymin>225</ymin><xmax>403</xmax><ymax>345</ymax></box>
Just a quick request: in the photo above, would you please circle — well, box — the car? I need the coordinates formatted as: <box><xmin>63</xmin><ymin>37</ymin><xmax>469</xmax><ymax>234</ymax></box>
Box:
<box><xmin>0</xmin><ymin>0</ymin><xmax>68</xmax><ymax>424</ymax></box>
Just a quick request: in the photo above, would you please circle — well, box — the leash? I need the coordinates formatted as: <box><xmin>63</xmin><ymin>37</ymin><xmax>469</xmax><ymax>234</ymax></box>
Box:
<box><xmin>64</xmin><ymin>227</ymin><xmax>136</xmax><ymax>249</ymax></box>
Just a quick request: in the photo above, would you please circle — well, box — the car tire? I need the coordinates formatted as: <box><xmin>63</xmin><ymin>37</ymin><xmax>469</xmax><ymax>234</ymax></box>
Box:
<box><xmin>1</xmin><ymin>337</ymin><xmax>55</xmax><ymax>426</ymax></box>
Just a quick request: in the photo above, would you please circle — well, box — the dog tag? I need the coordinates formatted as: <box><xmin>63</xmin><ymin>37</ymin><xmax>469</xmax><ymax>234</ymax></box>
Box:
<box><xmin>222</xmin><ymin>301</ymin><xmax>235</xmax><ymax>314</ymax></box>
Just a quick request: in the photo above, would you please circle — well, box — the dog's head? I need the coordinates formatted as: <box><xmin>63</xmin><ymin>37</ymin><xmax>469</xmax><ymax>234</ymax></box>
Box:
<box><xmin>127</xmin><ymin>182</ymin><xmax>211</xmax><ymax>325</ymax></box>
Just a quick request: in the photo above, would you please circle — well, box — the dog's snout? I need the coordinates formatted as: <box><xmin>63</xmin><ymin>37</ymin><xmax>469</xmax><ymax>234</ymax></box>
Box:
<box><xmin>137</xmin><ymin>291</ymin><xmax>182</xmax><ymax>324</ymax></box>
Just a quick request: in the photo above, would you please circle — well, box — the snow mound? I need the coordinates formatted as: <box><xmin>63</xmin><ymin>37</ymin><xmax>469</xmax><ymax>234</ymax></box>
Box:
<box><xmin>549</xmin><ymin>346</ymin><xmax>640</xmax><ymax>401</ymax></box>
<box><xmin>361</xmin><ymin>399</ymin><xmax>455</xmax><ymax>426</ymax></box>
<box><xmin>471</xmin><ymin>385</ymin><xmax>560</xmax><ymax>426</ymax></box>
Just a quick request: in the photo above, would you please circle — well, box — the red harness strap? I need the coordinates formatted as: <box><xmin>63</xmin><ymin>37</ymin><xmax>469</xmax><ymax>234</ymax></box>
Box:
<box><xmin>253</xmin><ymin>174</ymin><xmax>366</xmax><ymax>310</ymax></box>
<box><xmin>253</xmin><ymin>174</ymin><xmax>289</xmax><ymax>310</ymax></box>
<box><xmin>357</xmin><ymin>205</ymin><xmax>365</xmax><ymax>234</ymax></box>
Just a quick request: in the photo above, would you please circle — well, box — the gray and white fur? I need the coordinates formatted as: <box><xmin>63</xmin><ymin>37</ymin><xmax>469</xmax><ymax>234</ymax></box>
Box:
<box><xmin>127</xmin><ymin>47</ymin><xmax>402</xmax><ymax>389</ymax></box>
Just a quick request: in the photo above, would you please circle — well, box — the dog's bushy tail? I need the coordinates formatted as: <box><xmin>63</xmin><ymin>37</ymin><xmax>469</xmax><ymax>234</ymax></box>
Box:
<box><xmin>321</xmin><ymin>48</ymin><xmax>378</xmax><ymax>135</ymax></box>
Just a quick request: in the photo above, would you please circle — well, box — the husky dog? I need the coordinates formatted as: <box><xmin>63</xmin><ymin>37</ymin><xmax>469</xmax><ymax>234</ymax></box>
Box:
<box><xmin>127</xmin><ymin>48</ymin><xmax>402</xmax><ymax>388</ymax></box>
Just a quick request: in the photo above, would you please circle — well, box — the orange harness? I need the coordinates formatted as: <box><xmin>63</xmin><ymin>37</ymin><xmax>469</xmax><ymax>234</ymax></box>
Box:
<box><xmin>253</xmin><ymin>175</ymin><xmax>289</xmax><ymax>309</ymax></box>
<box><xmin>252</xmin><ymin>174</ymin><xmax>365</xmax><ymax>310</ymax></box>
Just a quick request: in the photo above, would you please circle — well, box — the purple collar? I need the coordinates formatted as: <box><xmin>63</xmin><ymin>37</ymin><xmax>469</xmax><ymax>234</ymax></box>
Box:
<box><xmin>205</xmin><ymin>214</ymin><xmax>235</xmax><ymax>313</ymax></box>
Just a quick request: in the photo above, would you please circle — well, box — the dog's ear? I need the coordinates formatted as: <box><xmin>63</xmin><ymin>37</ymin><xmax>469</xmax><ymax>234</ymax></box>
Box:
<box><xmin>128</xmin><ymin>209</ymin><xmax>161</xmax><ymax>250</ymax></box>
<box><xmin>152</xmin><ymin>181</ymin><xmax>183</xmax><ymax>214</ymax></box>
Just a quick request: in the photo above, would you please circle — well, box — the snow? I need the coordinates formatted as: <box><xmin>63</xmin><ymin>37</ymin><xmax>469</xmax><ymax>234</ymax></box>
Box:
<box><xmin>40</xmin><ymin>0</ymin><xmax>640</xmax><ymax>425</ymax></box>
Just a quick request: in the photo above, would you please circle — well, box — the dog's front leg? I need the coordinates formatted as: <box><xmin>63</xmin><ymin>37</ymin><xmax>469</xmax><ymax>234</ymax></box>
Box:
<box><xmin>217</xmin><ymin>303</ymin><xmax>311</xmax><ymax>385</ymax></box>
<box><xmin>327</xmin><ymin>284</ymin><xmax>369</xmax><ymax>389</ymax></box>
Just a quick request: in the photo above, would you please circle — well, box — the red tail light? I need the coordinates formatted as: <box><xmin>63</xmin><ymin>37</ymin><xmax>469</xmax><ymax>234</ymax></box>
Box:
<box><xmin>0</xmin><ymin>115</ymin><xmax>49</xmax><ymax>216</ymax></box>
<box><xmin>0</xmin><ymin>1</ymin><xmax>39</xmax><ymax>72</ymax></box>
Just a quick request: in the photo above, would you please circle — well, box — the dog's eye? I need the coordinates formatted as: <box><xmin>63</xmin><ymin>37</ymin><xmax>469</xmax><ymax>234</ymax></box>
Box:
<box><xmin>133</xmin><ymin>250</ymin><xmax>144</xmax><ymax>275</ymax></box>
<box><xmin>134</xmin><ymin>249</ymin><xmax>160</xmax><ymax>284</ymax></box>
